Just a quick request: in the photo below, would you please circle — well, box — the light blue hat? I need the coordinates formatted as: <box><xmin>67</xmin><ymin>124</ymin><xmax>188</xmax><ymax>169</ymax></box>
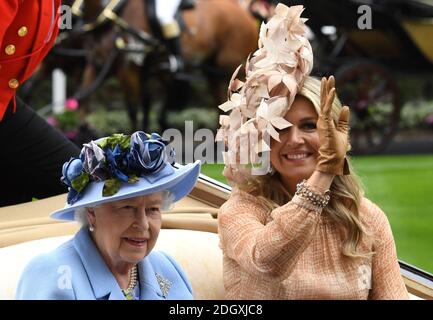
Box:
<box><xmin>50</xmin><ymin>132</ymin><xmax>201</xmax><ymax>221</ymax></box>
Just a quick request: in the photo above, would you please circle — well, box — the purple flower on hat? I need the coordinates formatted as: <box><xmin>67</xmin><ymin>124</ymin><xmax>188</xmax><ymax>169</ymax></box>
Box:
<box><xmin>80</xmin><ymin>141</ymin><xmax>106</xmax><ymax>181</ymax></box>
<box><xmin>128</xmin><ymin>132</ymin><xmax>175</xmax><ymax>174</ymax></box>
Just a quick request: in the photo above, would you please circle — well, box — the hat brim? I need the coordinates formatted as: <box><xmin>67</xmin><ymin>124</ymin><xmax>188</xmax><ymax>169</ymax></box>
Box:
<box><xmin>50</xmin><ymin>161</ymin><xmax>201</xmax><ymax>221</ymax></box>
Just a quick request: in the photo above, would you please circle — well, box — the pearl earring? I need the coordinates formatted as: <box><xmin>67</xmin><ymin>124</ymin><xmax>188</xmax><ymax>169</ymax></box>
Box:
<box><xmin>89</xmin><ymin>225</ymin><xmax>94</xmax><ymax>232</ymax></box>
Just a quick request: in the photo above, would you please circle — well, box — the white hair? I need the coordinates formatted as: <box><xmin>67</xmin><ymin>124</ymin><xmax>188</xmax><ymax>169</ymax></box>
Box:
<box><xmin>74</xmin><ymin>190</ymin><xmax>175</xmax><ymax>226</ymax></box>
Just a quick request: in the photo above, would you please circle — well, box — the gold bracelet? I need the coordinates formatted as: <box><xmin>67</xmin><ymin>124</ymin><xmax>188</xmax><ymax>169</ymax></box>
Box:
<box><xmin>295</xmin><ymin>180</ymin><xmax>331</xmax><ymax>208</ymax></box>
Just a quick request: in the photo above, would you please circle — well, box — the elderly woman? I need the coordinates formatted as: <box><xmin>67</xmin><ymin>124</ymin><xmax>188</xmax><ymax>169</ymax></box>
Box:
<box><xmin>16</xmin><ymin>132</ymin><xmax>200</xmax><ymax>300</ymax></box>
<box><xmin>216</xmin><ymin>4</ymin><xmax>408</xmax><ymax>299</ymax></box>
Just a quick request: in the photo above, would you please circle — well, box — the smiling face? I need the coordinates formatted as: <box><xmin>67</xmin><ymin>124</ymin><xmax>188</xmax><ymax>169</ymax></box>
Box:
<box><xmin>270</xmin><ymin>95</ymin><xmax>320</xmax><ymax>193</ymax></box>
<box><xmin>87</xmin><ymin>193</ymin><xmax>163</xmax><ymax>270</ymax></box>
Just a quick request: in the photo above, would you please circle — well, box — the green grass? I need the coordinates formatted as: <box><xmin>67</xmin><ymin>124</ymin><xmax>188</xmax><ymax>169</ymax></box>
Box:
<box><xmin>201</xmin><ymin>155</ymin><xmax>433</xmax><ymax>274</ymax></box>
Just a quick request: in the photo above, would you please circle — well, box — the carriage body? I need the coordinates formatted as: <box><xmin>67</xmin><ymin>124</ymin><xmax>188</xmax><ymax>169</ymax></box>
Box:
<box><xmin>301</xmin><ymin>0</ymin><xmax>433</xmax><ymax>68</ymax></box>
<box><xmin>0</xmin><ymin>174</ymin><xmax>432</xmax><ymax>300</ymax></box>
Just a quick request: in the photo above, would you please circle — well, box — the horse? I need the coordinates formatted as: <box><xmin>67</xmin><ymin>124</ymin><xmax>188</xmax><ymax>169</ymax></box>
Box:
<box><xmin>71</xmin><ymin>0</ymin><xmax>260</xmax><ymax>132</ymax></box>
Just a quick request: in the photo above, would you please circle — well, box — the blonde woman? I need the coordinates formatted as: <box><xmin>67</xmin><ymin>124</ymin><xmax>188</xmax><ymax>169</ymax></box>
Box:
<box><xmin>216</xmin><ymin>4</ymin><xmax>408</xmax><ymax>300</ymax></box>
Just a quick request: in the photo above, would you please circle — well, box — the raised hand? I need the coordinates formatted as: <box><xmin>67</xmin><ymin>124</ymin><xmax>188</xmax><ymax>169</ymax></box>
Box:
<box><xmin>316</xmin><ymin>76</ymin><xmax>350</xmax><ymax>176</ymax></box>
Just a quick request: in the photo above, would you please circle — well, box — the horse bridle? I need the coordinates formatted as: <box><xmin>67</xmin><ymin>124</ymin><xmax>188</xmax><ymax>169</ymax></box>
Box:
<box><xmin>70</xmin><ymin>0</ymin><xmax>159</xmax><ymax>47</ymax></box>
<box><xmin>71</xmin><ymin>0</ymin><xmax>124</xmax><ymax>32</ymax></box>
<box><xmin>55</xmin><ymin>0</ymin><xmax>193</xmax><ymax>102</ymax></box>
<box><xmin>57</xmin><ymin>0</ymin><xmax>163</xmax><ymax>102</ymax></box>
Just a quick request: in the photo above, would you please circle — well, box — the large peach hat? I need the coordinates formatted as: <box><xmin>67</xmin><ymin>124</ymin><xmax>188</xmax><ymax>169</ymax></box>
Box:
<box><xmin>216</xmin><ymin>4</ymin><xmax>313</xmax><ymax>180</ymax></box>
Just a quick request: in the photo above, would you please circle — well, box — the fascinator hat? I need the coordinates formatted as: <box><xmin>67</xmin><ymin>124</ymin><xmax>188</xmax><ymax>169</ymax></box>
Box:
<box><xmin>216</xmin><ymin>4</ymin><xmax>313</xmax><ymax>177</ymax></box>
<box><xmin>51</xmin><ymin>132</ymin><xmax>201</xmax><ymax>221</ymax></box>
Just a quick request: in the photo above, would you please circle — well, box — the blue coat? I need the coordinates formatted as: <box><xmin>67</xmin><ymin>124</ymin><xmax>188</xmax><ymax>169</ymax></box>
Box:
<box><xmin>16</xmin><ymin>228</ymin><xmax>193</xmax><ymax>300</ymax></box>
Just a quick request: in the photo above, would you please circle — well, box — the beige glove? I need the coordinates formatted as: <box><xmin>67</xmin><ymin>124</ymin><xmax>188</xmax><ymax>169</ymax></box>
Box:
<box><xmin>316</xmin><ymin>76</ymin><xmax>350</xmax><ymax>176</ymax></box>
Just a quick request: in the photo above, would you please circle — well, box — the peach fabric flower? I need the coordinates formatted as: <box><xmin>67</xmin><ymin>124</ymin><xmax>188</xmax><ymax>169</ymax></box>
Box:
<box><xmin>216</xmin><ymin>4</ymin><xmax>313</xmax><ymax>181</ymax></box>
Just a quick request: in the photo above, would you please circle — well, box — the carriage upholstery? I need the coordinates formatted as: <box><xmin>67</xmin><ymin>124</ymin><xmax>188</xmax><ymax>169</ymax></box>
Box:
<box><xmin>0</xmin><ymin>191</ymin><xmax>426</xmax><ymax>300</ymax></box>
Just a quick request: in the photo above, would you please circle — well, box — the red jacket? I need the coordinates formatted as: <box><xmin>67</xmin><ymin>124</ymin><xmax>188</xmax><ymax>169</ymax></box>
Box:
<box><xmin>0</xmin><ymin>0</ymin><xmax>62</xmax><ymax>120</ymax></box>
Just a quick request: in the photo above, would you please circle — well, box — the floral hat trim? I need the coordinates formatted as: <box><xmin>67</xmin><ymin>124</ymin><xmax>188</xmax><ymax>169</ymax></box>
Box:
<box><xmin>61</xmin><ymin>132</ymin><xmax>176</xmax><ymax>205</ymax></box>
<box><xmin>216</xmin><ymin>4</ymin><xmax>313</xmax><ymax>177</ymax></box>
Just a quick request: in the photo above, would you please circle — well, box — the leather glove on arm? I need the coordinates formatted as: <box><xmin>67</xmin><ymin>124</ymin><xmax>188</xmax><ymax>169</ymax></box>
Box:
<box><xmin>316</xmin><ymin>76</ymin><xmax>350</xmax><ymax>176</ymax></box>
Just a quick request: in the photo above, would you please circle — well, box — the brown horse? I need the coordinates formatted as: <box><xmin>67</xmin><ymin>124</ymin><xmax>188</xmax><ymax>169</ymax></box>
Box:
<box><xmin>75</xmin><ymin>0</ymin><xmax>259</xmax><ymax>131</ymax></box>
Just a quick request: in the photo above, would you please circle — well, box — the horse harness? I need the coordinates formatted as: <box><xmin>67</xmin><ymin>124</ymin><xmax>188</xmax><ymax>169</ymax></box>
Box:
<box><xmin>70</xmin><ymin>0</ymin><xmax>194</xmax><ymax>45</ymax></box>
<box><xmin>62</xmin><ymin>0</ymin><xmax>195</xmax><ymax>101</ymax></box>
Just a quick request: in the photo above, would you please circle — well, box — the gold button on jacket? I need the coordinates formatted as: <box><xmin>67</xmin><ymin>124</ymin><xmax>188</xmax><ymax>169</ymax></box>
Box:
<box><xmin>18</xmin><ymin>26</ymin><xmax>28</xmax><ymax>37</ymax></box>
<box><xmin>8</xmin><ymin>79</ymin><xmax>20</xmax><ymax>89</ymax></box>
<box><xmin>5</xmin><ymin>44</ymin><xmax>16</xmax><ymax>55</ymax></box>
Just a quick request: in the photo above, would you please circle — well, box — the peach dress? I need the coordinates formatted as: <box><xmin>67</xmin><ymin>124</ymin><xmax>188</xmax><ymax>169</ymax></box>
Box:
<box><xmin>218</xmin><ymin>188</ymin><xmax>409</xmax><ymax>299</ymax></box>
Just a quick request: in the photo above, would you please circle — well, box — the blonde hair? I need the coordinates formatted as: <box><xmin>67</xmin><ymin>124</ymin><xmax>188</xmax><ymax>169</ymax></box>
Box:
<box><xmin>240</xmin><ymin>76</ymin><xmax>372</xmax><ymax>259</ymax></box>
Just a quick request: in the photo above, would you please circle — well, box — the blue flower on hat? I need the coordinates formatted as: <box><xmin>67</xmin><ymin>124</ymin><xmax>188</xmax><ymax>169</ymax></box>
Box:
<box><xmin>61</xmin><ymin>157</ymin><xmax>89</xmax><ymax>204</ymax></box>
<box><xmin>61</xmin><ymin>158</ymin><xmax>83</xmax><ymax>187</ymax></box>
<box><xmin>128</xmin><ymin>132</ymin><xmax>174</xmax><ymax>174</ymax></box>
<box><xmin>106</xmin><ymin>144</ymin><xmax>129</xmax><ymax>183</ymax></box>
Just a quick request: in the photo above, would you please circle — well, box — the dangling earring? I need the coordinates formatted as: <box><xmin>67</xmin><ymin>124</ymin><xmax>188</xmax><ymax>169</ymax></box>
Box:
<box><xmin>89</xmin><ymin>225</ymin><xmax>95</xmax><ymax>232</ymax></box>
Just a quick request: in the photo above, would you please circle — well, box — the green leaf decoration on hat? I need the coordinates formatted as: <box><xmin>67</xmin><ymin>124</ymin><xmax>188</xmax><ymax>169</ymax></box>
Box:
<box><xmin>71</xmin><ymin>172</ymin><xmax>90</xmax><ymax>193</ymax></box>
<box><xmin>103</xmin><ymin>179</ymin><xmax>122</xmax><ymax>197</ymax></box>
<box><xmin>97</xmin><ymin>133</ymin><xmax>130</xmax><ymax>150</ymax></box>
<box><xmin>128</xmin><ymin>174</ymin><xmax>140</xmax><ymax>184</ymax></box>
